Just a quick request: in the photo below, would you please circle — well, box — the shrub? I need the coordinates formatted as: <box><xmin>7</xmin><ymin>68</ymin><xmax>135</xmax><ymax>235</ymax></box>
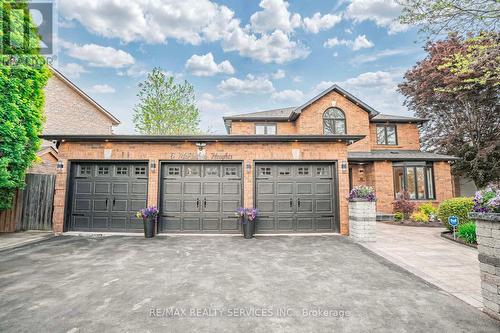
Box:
<box><xmin>411</xmin><ymin>211</ymin><xmax>429</xmax><ymax>223</ymax></box>
<box><xmin>473</xmin><ymin>185</ymin><xmax>500</xmax><ymax>213</ymax></box>
<box><xmin>418</xmin><ymin>203</ymin><xmax>437</xmax><ymax>216</ymax></box>
<box><xmin>393</xmin><ymin>191</ymin><xmax>416</xmax><ymax>219</ymax></box>
<box><xmin>437</xmin><ymin>197</ymin><xmax>474</xmax><ymax>230</ymax></box>
<box><xmin>457</xmin><ymin>222</ymin><xmax>477</xmax><ymax>244</ymax></box>
<box><xmin>394</xmin><ymin>212</ymin><xmax>404</xmax><ymax>221</ymax></box>
<box><xmin>348</xmin><ymin>185</ymin><xmax>376</xmax><ymax>202</ymax></box>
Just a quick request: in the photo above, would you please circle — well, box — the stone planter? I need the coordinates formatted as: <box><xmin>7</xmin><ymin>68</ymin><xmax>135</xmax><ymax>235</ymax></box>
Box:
<box><xmin>348</xmin><ymin>200</ymin><xmax>376</xmax><ymax>242</ymax></box>
<box><xmin>469</xmin><ymin>212</ymin><xmax>500</xmax><ymax>320</ymax></box>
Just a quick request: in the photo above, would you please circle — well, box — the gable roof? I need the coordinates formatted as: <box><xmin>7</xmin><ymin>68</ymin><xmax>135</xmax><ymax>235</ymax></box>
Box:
<box><xmin>348</xmin><ymin>150</ymin><xmax>458</xmax><ymax>162</ymax></box>
<box><xmin>49</xmin><ymin>66</ymin><xmax>121</xmax><ymax>125</ymax></box>
<box><xmin>291</xmin><ymin>84</ymin><xmax>379</xmax><ymax>120</ymax></box>
<box><xmin>223</xmin><ymin>107</ymin><xmax>296</xmax><ymax>121</ymax></box>
<box><xmin>371</xmin><ymin>114</ymin><xmax>428</xmax><ymax>124</ymax></box>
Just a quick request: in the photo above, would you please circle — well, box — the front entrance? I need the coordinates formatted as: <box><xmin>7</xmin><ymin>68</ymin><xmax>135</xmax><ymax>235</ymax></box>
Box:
<box><xmin>159</xmin><ymin>162</ymin><xmax>243</xmax><ymax>233</ymax></box>
<box><xmin>68</xmin><ymin>162</ymin><xmax>148</xmax><ymax>232</ymax></box>
<box><xmin>255</xmin><ymin>162</ymin><xmax>338</xmax><ymax>233</ymax></box>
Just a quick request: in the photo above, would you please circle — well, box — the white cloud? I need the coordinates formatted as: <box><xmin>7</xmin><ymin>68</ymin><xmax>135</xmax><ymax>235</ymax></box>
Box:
<box><xmin>250</xmin><ymin>0</ymin><xmax>301</xmax><ymax>33</ymax></box>
<box><xmin>185</xmin><ymin>53</ymin><xmax>235</xmax><ymax>76</ymax></box>
<box><xmin>345</xmin><ymin>0</ymin><xmax>408</xmax><ymax>35</ymax></box>
<box><xmin>303</xmin><ymin>12</ymin><xmax>342</xmax><ymax>33</ymax></box>
<box><xmin>293</xmin><ymin>76</ymin><xmax>302</xmax><ymax>83</ymax></box>
<box><xmin>221</xmin><ymin>29</ymin><xmax>310</xmax><ymax>64</ymax></box>
<box><xmin>272</xmin><ymin>89</ymin><xmax>304</xmax><ymax>102</ymax></box>
<box><xmin>352</xmin><ymin>35</ymin><xmax>374</xmax><ymax>50</ymax></box>
<box><xmin>88</xmin><ymin>84</ymin><xmax>116</xmax><ymax>94</ymax></box>
<box><xmin>198</xmin><ymin>93</ymin><xmax>231</xmax><ymax>113</ymax></box>
<box><xmin>117</xmin><ymin>63</ymin><xmax>149</xmax><ymax>77</ymax></box>
<box><xmin>350</xmin><ymin>47</ymin><xmax>420</xmax><ymax>64</ymax></box>
<box><xmin>323</xmin><ymin>35</ymin><xmax>374</xmax><ymax>51</ymax></box>
<box><xmin>65</xmin><ymin>43</ymin><xmax>135</xmax><ymax>68</ymax></box>
<box><xmin>218</xmin><ymin>74</ymin><xmax>275</xmax><ymax>95</ymax></box>
<box><xmin>313</xmin><ymin>70</ymin><xmax>408</xmax><ymax>114</ymax></box>
<box><xmin>272</xmin><ymin>69</ymin><xmax>286</xmax><ymax>80</ymax></box>
<box><xmin>60</xmin><ymin>0</ymin><xmax>310</xmax><ymax>65</ymax></box>
<box><xmin>57</xmin><ymin>63</ymin><xmax>87</xmax><ymax>78</ymax></box>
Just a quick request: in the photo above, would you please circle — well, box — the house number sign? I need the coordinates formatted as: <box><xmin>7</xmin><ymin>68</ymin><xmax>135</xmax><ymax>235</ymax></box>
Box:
<box><xmin>169</xmin><ymin>152</ymin><xmax>233</xmax><ymax>160</ymax></box>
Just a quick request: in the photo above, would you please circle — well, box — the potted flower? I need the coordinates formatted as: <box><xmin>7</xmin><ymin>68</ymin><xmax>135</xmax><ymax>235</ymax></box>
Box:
<box><xmin>236</xmin><ymin>207</ymin><xmax>258</xmax><ymax>239</ymax></box>
<box><xmin>136</xmin><ymin>206</ymin><xmax>159</xmax><ymax>238</ymax></box>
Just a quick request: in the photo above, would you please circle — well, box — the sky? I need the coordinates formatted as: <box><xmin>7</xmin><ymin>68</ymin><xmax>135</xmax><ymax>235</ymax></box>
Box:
<box><xmin>51</xmin><ymin>0</ymin><xmax>427</xmax><ymax>134</ymax></box>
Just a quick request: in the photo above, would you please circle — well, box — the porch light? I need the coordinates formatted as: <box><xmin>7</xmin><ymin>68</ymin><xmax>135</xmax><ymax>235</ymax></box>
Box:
<box><xmin>246</xmin><ymin>161</ymin><xmax>252</xmax><ymax>173</ymax></box>
<box><xmin>56</xmin><ymin>161</ymin><xmax>64</xmax><ymax>171</ymax></box>
<box><xmin>150</xmin><ymin>161</ymin><xmax>157</xmax><ymax>172</ymax></box>
<box><xmin>341</xmin><ymin>160</ymin><xmax>348</xmax><ymax>173</ymax></box>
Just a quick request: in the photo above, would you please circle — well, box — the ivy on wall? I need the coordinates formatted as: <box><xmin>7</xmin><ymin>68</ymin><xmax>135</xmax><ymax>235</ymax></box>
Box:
<box><xmin>0</xmin><ymin>1</ymin><xmax>50</xmax><ymax>210</ymax></box>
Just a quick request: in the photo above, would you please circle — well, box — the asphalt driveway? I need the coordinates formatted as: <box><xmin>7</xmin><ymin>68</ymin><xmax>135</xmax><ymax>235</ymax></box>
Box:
<box><xmin>0</xmin><ymin>235</ymin><xmax>498</xmax><ymax>332</ymax></box>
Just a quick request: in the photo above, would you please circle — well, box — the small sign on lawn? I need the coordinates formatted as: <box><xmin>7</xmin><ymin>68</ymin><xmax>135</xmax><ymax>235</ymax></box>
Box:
<box><xmin>448</xmin><ymin>216</ymin><xmax>459</xmax><ymax>239</ymax></box>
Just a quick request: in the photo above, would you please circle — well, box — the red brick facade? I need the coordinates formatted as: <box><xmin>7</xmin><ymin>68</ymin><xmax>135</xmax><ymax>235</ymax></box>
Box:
<box><xmin>50</xmin><ymin>86</ymin><xmax>455</xmax><ymax>235</ymax></box>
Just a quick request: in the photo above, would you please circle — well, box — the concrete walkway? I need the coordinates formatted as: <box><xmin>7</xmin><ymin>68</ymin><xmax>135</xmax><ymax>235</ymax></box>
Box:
<box><xmin>0</xmin><ymin>231</ymin><xmax>53</xmax><ymax>252</ymax></box>
<box><xmin>363</xmin><ymin>223</ymin><xmax>482</xmax><ymax>309</ymax></box>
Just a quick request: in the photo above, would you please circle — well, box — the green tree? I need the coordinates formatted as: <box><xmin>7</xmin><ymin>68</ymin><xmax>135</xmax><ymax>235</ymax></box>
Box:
<box><xmin>397</xmin><ymin>0</ymin><xmax>500</xmax><ymax>37</ymax></box>
<box><xmin>0</xmin><ymin>1</ymin><xmax>50</xmax><ymax>210</ymax></box>
<box><xmin>133</xmin><ymin>68</ymin><xmax>200</xmax><ymax>135</ymax></box>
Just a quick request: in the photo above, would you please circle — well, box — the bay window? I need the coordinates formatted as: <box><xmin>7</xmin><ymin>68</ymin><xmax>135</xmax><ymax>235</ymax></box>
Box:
<box><xmin>393</xmin><ymin>162</ymin><xmax>435</xmax><ymax>200</ymax></box>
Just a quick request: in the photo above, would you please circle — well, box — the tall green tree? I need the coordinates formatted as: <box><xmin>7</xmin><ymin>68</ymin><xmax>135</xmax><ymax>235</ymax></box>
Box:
<box><xmin>398</xmin><ymin>34</ymin><xmax>499</xmax><ymax>187</ymax></box>
<box><xmin>133</xmin><ymin>68</ymin><xmax>200</xmax><ymax>135</ymax></box>
<box><xmin>0</xmin><ymin>1</ymin><xmax>50</xmax><ymax>210</ymax></box>
<box><xmin>397</xmin><ymin>0</ymin><xmax>499</xmax><ymax>37</ymax></box>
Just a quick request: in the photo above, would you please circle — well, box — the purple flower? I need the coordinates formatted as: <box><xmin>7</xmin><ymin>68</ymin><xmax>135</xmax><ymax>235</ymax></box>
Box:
<box><xmin>348</xmin><ymin>185</ymin><xmax>376</xmax><ymax>202</ymax></box>
<box><xmin>472</xmin><ymin>184</ymin><xmax>500</xmax><ymax>213</ymax></box>
<box><xmin>235</xmin><ymin>207</ymin><xmax>259</xmax><ymax>223</ymax></box>
<box><xmin>136</xmin><ymin>206</ymin><xmax>159</xmax><ymax>219</ymax></box>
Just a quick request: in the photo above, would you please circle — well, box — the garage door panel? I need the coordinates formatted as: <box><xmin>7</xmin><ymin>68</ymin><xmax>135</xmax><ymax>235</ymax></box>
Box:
<box><xmin>92</xmin><ymin>216</ymin><xmax>108</xmax><ymax>229</ymax></box>
<box><xmin>112</xmin><ymin>199</ymin><xmax>128</xmax><ymax>212</ymax></box>
<box><xmin>164</xmin><ymin>200</ymin><xmax>181</xmax><ymax>213</ymax></box>
<box><xmin>131</xmin><ymin>199</ymin><xmax>146</xmax><ymax>211</ymax></box>
<box><xmin>278</xmin><ymin>218</ymin><xmax>293</xmax><ymax>230</ymax></box>
<box><xmin>182</xmin><ymin>217</ymin><xmax>201</xmax><ymax>231</ymax></box>
<box><xmin>92</xmin><ymin>199</ymin><xmax>108</xmax><ymax>212</ymax></box>
<box><xmin>257</xmin><ymin>183</ymin><xmax>274</xmax><ymax>195</ymax></box>
<box><xmin>277</xmin><ymin>183</ymin><xmax>293</xmax><ymax>195</ymax></box>
<box><xmin>316</xmin><ymin>200</ymin><xmax>333</xmax><ymax>212</ymax></box>
<box><xmin>73</xmin><ymin>216</ymin><xmax>90</xmax><ymax>229</ymax></box>
<box><xmin>317</xmin><ymin>218</ymin><xmax>333</xmax><ymax>230</ymax></box>
<box><xmin>204</xmin><ymin>200</ymin><xmax>220</xmax><ymax>212</ymax></box>
<box><xmin>222</xmin><ymin>183</ymin><xmax>240</xmax><ymax>195</ymax></box>
<box><xmin>222</xmin><ymin>218</ymin><xmax>239</xmax><ymax>231</ymax></box>
<box><xmin>75</xmin><ymin>181</ymin><xmax>92</xmax><ymax>194</ymax></box>
<box><xmin>297</xmin><ymin>183</ymin><xmax>312</xmax><ymax>195</ymax></box>
<box><xmin>203</xmin><ymin>183</ymin><xmax>220</xmax><ymax>194</ymax></box>
<box><xmin>297</xmin><ymin>217</ymin><xmax>313</xmax><ymax>230</ymax></box>
<box><xmin>316</xmin><ymin>183</ymin><xmax>332</xmax><ymax>194</ymax></box>
<box><xmin>222</xmin><ymin>200</ymin><xmax>240</xmax><ymax>213</ymax></box>
<box><xmin>165</xmin><ymin>182</ymin><xmax>182</xmax><ymax>194</ymax></box>
<box><xmin>112</xmin><ymin>183</ymin><xmax>129</xmax><ymax>194</ymax></box>
<box><xmin>298</xmin><ymin>199</ymin><xmax>313</xmax><ymax>213</ymax></box>
<box><xmin>110</xmin><ymin>216</ymin><xmax>127</xmax><ymax>229</ymax></box>
<box><xmin>184</xmin><ymin>182</ymin><xmax>202</xmax><ymax>194</ymax></box>
<box><xmin>256</xmin><ymin>217</ymin><xmax>275</xmax><ymax>231</ymax></box>
<box><xmin>257</xmin><ymin>200</ymin><xmax>274</xmax><ymax>212</ymax></box>
<box><xmin>75</xmin><ymin>199</ymin><xmax>91</xmax><ymax>211</ymax></box>
<box><xmin>131</xmin><ymin>183</ymin><xmax>147</xmax><ymax>194</ymax></box>
<box><xmin>184</xmin><ymin>200</ymin><xmax>201</xmax><ymax>213</ymax></box>
<box><xmin>94</xmin><ymin>182</ymin><xmax>111</xmax><ymax>194</ymax></box>
<box><xmin>277</xmin><ymin>199</ymin><xmax>293</xmax><ymax>212</ymax></box>
<box><xmin>202</xmin><ymin>218</ymin><xmax>219</xmax><ymax>231</ymax></box>
<box><xmin>163</xmin><ymin>217</ymin><xmax>181</xmax><ymax>231</ymax></box>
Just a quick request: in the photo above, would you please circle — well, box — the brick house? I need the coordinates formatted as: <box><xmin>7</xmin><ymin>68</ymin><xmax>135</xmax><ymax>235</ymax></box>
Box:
<box><xmin>30</xmin><ymin>67</ymin><xmax>120</xmax><ymax>174</ymax></box>
<box><xmin>42</xmin><ymin>85</ymin><xmax>457</xmax><ymax>236</ymax></box>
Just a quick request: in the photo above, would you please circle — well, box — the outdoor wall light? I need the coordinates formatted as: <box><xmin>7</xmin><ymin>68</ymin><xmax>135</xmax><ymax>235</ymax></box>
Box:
<box><xmin>150</xmin><ymin>161</ymin><xmax>157</xmax><ymax>172</ymax></box>
<box><xmin>341</xmin><ymin>160</ymin><xmax>348</xmax><ymax>173</ymax></box>
<box><xmin>56</xmin><ymin>161</ymin><xmax>64</xmax><ymax>171</ymax></box>
<box><xmin>245</xmin><ymin>161</ymin><xmax>252</xmax><ymax>173</ymax></box>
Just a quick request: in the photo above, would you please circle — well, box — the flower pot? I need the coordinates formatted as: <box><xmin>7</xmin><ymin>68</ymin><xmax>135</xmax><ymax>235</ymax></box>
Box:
<box><xmin>242</xmin><ymin>218</ymin><xmax>255</xmax><ymax>239</ymax></box>
<box><xmin>143</xmin><ymin>217</ymin><xmax>156</xmax><ymax>238</ymax></box>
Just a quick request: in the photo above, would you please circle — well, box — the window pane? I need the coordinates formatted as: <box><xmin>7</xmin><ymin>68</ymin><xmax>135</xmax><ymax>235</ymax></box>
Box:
<box><xmin>255</xmin><ymin>125</ymin><xmax>265</xmax><ymax>134</ymax></box>
<box><xmin>426</xmin><ymin>167</ymin><xmax>435</xmax><ymax>199</ymax></box>
<box><xmin>393</xmin><ymin>167</ymin><xmax>404</xmax><ymax>195</ymax></box>
<box><xmin>416</xmin><ymin>167</ymin><xmax>425</xmax><ymax>199</ymax></box>
<box><xmin>407</xmin><ymin>167</ymin><xmax>416</xmax><ymax>199</ymax></box>
<box><xmin>386</xmin><ymin>126</ymin><xmax>397</xmax><ymax>145</ymax></box>
<box><xmin>324</xmin><ymin>108</ymin><xmax>344</xmax><ymax>119</ymax></box>
<box><xmin>335</xmin><ymin>120</ymin><xmax>346</xmax><ymax>134</ymax></box>
<box><xmin>266</xmin><ymin>124</ymin><xmax>276</xmax><ymax>135</ymax></box>
<box><xmin>324</xmin><ymin>119</ymin><xmax>335</xmax><ymax>134</ymax></box>
<box><xmin>376</xmin><ymin>126</ymin><xmax>386</xmax><ymax>144</ymax></box>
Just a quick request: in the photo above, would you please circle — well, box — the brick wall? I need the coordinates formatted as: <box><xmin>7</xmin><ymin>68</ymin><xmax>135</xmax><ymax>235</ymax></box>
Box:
<box><xmin>53</xmin><ymin>141</ymin><xmax>351</xmax><ymax>235</ymax></box>
<box><xmin>43</xmin><ymin>75</ymin><xmax>115</xmax><ymax>135</ymax></box>
<box><xmin>230</xmin><ymin>121</ymin><xmax>296</xmax><ymax>135</ymax></box>
<box><xmin>28</xmin><ymin>152</ymin><xmax>57</xmax><ymax>174</ymax></box>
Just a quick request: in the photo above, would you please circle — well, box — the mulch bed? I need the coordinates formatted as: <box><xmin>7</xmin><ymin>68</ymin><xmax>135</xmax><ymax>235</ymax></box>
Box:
<box><xmin>440</xmin><ymin>231</ymin><xmax>477</xmax><ymax>248</ymax></box>
<box><xmin>381</xmin><ymin>220</ymin><xmax>444</xmax><ymax>228</ymax></box>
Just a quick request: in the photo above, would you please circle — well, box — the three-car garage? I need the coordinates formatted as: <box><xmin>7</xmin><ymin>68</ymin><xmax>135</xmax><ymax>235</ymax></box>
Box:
<box><xmin>67</xmin><ymin>160</ymin><xmax>339</xmax><ymax>234</ymax></box>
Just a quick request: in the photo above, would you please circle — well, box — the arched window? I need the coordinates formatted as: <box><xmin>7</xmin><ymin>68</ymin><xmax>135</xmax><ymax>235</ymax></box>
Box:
<box><xmin>323</xmin><ymin>108</ymin><xmax>346</xmax><ymax>134</ymax></box>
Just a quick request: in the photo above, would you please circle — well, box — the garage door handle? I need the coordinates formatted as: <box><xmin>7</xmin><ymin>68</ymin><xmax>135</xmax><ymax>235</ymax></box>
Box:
<box><xmin>196</xmin><ymin>198</ymin><xmax>200</xmax><ymax>208</ymax></box>
<box><xmin>203</xmin><ymin>198</ymin><xmax>207</xmax><ymax>208</ymax></box>
<box><xmin>298</xmin><ymin>198</ymin><xmax>301</xmax><ymax>207</ymax></box>
<box><xmin>321</xmin><ymin>215</ymin><xmax>335</xmax><ymax>218</ymax></box>
<box><xmin>289</xmin><ymin>198</ymin><xmax>293</xmax><ymax>207</ymax></box>
<box><xmin>320</xmin><ymin>177</ymin><xmax>333</xmax><ymax>180</ymax></box>
<box><xmin>113</xmin><ymin>198</ymin><xmax>116</xmax><ymax>206</ymax></box>
<box><xmin>105</xmin><ymin>198</ymin><xmax>108</xmax><ymax>207</ymax></box>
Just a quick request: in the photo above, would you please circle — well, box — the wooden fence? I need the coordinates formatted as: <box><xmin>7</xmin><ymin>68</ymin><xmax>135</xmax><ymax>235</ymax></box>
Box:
<box><xmin>0</xmin><ymin>174</ymin><xmax>56</xmax><ymax>232</ymax></box>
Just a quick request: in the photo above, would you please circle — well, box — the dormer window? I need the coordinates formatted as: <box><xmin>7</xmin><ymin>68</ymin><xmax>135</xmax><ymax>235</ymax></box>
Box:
<box><xmin>376</xmin><ymin>124</ymin><xmax>398</xmax><ymax>145</ymax></box>
<box><xmin>323</xmin><ymin>108</ymin><xmax>346</xmax><ymax>134</ymax></box>
<box><xmin>255</xmin><ymin>123</ymin><xmax>277</xmax><ymax>135</ymax></box>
